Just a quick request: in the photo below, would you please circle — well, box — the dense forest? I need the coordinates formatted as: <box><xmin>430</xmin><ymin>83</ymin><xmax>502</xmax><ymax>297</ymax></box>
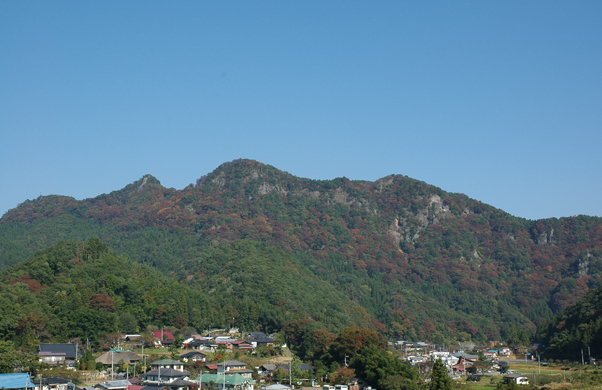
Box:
<box><xmin>0</xmin><ymin>239</ymin><xmax>371</xmax><ymax>349</ymax></box>
<box><xmin>2</xmin><ymin>159</ymin><xmax>602</xmax><ymax>343</ymax></box>
<box><xmin>535</xmin><ymin>283</ymin><xmax>602</xmax><ymax>360</ymax></box>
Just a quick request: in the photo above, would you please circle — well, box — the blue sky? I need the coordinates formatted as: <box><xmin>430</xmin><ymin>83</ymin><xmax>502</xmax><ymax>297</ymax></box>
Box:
<box><xmin>1</xmin><ymin>1</ymin><xmax>601</xmax><ymax>220</ymax></box>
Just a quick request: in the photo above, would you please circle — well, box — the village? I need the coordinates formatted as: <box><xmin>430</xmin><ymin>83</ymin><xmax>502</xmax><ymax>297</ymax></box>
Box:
<box><xmin>0</xmin><ymin>327</ymin><xmax>543</xmax><ymax>390</ymax></box>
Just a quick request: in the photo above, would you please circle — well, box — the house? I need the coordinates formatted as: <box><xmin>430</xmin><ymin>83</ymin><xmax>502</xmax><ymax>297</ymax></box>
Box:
<box><xmin>180</xmin><ymin>352</ymin><xmax>207</xmax><ymax>362</ymax></box>
<box><xmin>37</xmin><ymin>344</ymin><xmax>78</xmax><ymax>367</ymax></box>
<box><xmin>152</xmin><ymin>331</ymin><xmax>175</xmax><ymax>347</ymax></box>
<box><xmin>430</xmin><ymin>351</ymin><xmax>450</xmax><ymax>359</ymax></box>
<box><xmin>258</xmin><ymin>364</ymin><xmax>277</xmax><ymax>377</ymax></box>
<box><xmin>216</xmin><ymin>342</ymin><xmax>233</xmax><ymax>353</ymax></box>
<box><xmin>457</xmin><ymin>343</ymin><xmax>475</xmax><ymax>351</ymax></box>
<box><xmin>96</xmin><ymin>352</ymin><xmax>141</xmax><ymax>366</ymax></box>
<box><xmin>0</xmin><ymin>373</ymin><xmax>36</xmax><ymax>390</ymax></box>
<box><xmin>187</xmin><ymin>340</ymin><xmax>218</xmax><ymax>353</ymax></box>
<box><xmin>263</xmin><ymin>385</ymin><xmax>291</xmax><ymax>390</ymax></box>
<box><xmin>35</xmin><ymin>377</ymin><xmax>71</xmax><ymax>390</ymax></box>
<box><xmin>483</xmin><ymin>352</ymin><xmax>496</xmax><ymax>359</ymax></box>
<box><xmin>504</xmin><ymin>374</ymin><xmax>529</xmax><ymax>385</ymax></box>
<box><xmin>204</xmin><ymin>364</ymin><xmax>218</xmax><ymax>373</ymax></box>
<box><xmin>451</xmin><ymin>357</ymin><xmax>473</xmax><ymax>373</ymax></box>
<box><xmin>245</xmin><ymin>336</ymin><xmax>275</xmax><ymax>348</ymax></box>
<box><xmin>141</xmin><ymin>368</ymin><xmax>188</xmax><ymax>385</ymax></box>
<box><xmin>196</xmin><ymin>373</ymin><xmax>254</xmax><ymax>390</ymax></box>
<box><xmin>452</xmin><ymin>352</ymin><xmax>478</xmax><ymax>361</ymax></box>
<box><xmin>231</xmin><ymin>341</ymin><xmax>253</xmax><ymax>351</ymax></box>
<box><xmin>217</xmin><ymin>361</ymin><xmax>253</xmax><ymax>379</ymax></box>
<box><xmin>94</xmin><ymin>380</ymin><xmax>132</xmax><ymax>390</ymax></box>
<box><xmin>150</xmin><ymin>359</ymin><xmax>185</xmax><ymax>372</ymax></box>
<box><xmin>407</xmin><ymin>356</ymin><xmax>426</xmax><ymax>365</ymax></box>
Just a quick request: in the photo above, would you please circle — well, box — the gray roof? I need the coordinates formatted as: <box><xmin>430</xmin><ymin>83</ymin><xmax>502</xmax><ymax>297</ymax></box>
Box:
<box><xmin>505</xmin><ymin>373</ymin><xmax>528</xmax><ymax>379</ymax></box>
<box><xmin>166</xmin><ymin>380</ymin><xmax>197</xmax><ymax>387</ymax></box>
<box><xmin>96</xmin><ymin>352</ymin><xmax>141</xmax><ymax>365</ymax></box>
<box><xmin>151</xmin><ymin>359</ymin><xmax>183</xmax><ymax>366</ymax></box>
<box><xmin>221</xmin><ymin>360</ymin><xmax>247</xmax><ymax>367</ymax></box>
<box><xmin>38</xmin><ymin>344</ymin><xmax>77</xmax><ymax>360</ymax></box>
<box><xmin>95</xmin><ymin>380</ymin><xmax>131</xmax><ymax>389</ymax></box>
<box><xmin>142</xmin><ymin>369</ymin><xmax>187</xmax><ymax>378</ymax></box>
<box><xmin>180</xmin><ymin>351</ymin><xmax>206</xmax><ymax>358</ymax></box>
<box><xmin>260</xmin><ymin>364</ymin><xmax>277</xmax><ymax>371</ymax></box>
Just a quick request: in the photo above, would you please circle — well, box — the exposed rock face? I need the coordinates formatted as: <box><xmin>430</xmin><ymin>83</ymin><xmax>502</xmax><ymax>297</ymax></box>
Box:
<box><xmin>332</xmin><ymin>188</ymin><xmax>352</xmax><ymax>205</ymax></box>
<box><xmin>388</xmin><ymin>194</ymin><xmax>453</xmax><ymax>244</ymax></box>
<box><xmin>538</xmin><ymin>228</ymin><xmax>556</xmax><ymax>245</ymax></box>
<box><xmin>137</xmin><ymin>176</ymin><xmax>148</xmax><ymax>192</ymax></box>
<box><xmin>258</xmin><ymin>182</ymin><xmax>288</xmax><ymax>195</ymax></box>
<box><xmin>578</xmin><ymin>251</ymin><xmax>592</xmax><ymax>276</ymax></box>
<box><xmin>300</xmin><ymin>189</ymin><xmax>321</xmax><ymax>199</ymax></box>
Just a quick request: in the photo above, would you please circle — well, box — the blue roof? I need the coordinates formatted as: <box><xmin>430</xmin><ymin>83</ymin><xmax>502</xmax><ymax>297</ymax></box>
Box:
<box><xmin>0</xmin><ymin>373</ymin><xmax>36</xmax><ymax>389</ymax></box>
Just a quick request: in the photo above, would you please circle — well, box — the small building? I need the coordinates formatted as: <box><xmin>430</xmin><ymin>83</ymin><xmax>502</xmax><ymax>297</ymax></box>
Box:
<box><xmin>36</xmin><ymin>377</ymin><xmax>71</xmax><ymax>390</ymax></box>
<box><xmin>150</xmin><ymin>359</ymin><xmax>185</xmax><ymax>372</ymax></box>
<box><xmin>152</xmin><ymin>331</ymin><xmax>175</xmax><ymax>347</ymax></box>
<box><xmin>257</xmin><ymin>364</ymin><xmax>276</xmax><ymax>377</ymax></box>
<box><xmin>0</xmin><ymin>373</ymin><xmax>36</xmax><ymax>390</ymax></box>
<box><xmin>196</xmin><ymin>373</ymin><xmax>254</xmax><ymax>390</ymax></box>
<box><xmin>262</xmin><ymin>385</ymin><xmax>291</xmax><ymax>390</ymax></box>
<box><xmin>37</xmin><ymin>344</ymin><xmax>78</xmax><ymax>367</ymax></box>
<box><xmin>504</xmin><ymin>374</ymin><xmax>529</xmax><ymax>385</ymax></box>
<box><xmin>217</xmin><ymin>361</ymin><xmax>253</xmax><ymax>379</ymax></box>
<box><xmin>187</xmin><ymin>340</ymin><xmax>218</xmax><ymax>353</ymax></box>
<box><xmin>94</xmin><ymin>380</ymin><xmax>131</xmax><ymax>390</ymax></box>
<box><xmin>180</xmin><ymin>352</ymin><xmax>207</xmax><ymax>362</ymax></box>
<box><xmin>141</xmin><ymin>369</ymin><xmax>188</xmax><ymax>385</ymax></box>
<box><xmin>245</xmin><ymin>334</ymin><xmax>275</xmax><ymax>348</ymax></box>
<box><xmin>96</xmin><ymin>352</ymin><xmax>141</xmax><ymax>366</ymax></box>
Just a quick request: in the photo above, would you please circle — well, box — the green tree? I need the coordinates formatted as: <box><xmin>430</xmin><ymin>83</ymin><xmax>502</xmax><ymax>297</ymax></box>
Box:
<box><xmin>119</xmin><ymin>313</ymin><xmax>138</xmax><ymax>334</ymax></box>
<box><xmin>378</xmin><ymin>375</ymin><xmax>418</xmax><ymax>390</ymax></box>
<box><xmin>350</xmin><ymin>345</ymin><xmax>416</xmax><ymax>387</ymax></box>
<box><xmin>429</xmin><ymin>359</ymin><xmax>452</xmax><ymax>390</ymax></box>
<box><xmin>0</xmin><ymin>340</ymin><xmax>18</xmax><ymax>373</ymax></box>
<box><xmin>329</xmin><ymin>366</ymin><xmax>355</xmax><ymax>385</ymax></box>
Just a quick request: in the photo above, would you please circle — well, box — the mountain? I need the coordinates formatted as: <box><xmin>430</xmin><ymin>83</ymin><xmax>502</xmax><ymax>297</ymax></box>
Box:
<box><xmin>0</xmin><ymin>238</ymin><xmax>371</xmax><ymax>347</ymax></box>
<box><xmin>2</xmin><ymin>159</ymin><xmax>602</xmax><ymax>343</ymax></box>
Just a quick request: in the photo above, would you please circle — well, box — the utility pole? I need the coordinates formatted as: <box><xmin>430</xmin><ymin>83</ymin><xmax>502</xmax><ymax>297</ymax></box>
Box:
<box><xmin>581</xmin><ymin>349</ymin><xmax>585</xmax><ymax>365</ymax></box>
<box><xmin>344</xmin><ymin>355</ymin><xmax>349</xmax><ymax>366</ymax></box>
<box><xmin>141</xmin><ymin>341</ymin><xmax>144</xmax><ymax>373</ymax></box>
<box><xmin>111</xmin><ymin>350</ymin><xmax>114</xmax><ymax>380</ymax></box>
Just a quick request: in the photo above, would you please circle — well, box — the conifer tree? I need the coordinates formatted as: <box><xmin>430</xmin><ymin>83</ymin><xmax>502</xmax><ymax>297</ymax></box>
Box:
<box><xmin>429</xmin><ymin>359</ymin><xmax>452</xmax><ymax>390</ymax></box>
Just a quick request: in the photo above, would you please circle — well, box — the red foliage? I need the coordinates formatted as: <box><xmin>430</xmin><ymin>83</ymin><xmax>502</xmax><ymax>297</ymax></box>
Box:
<box><xmin>370</xmin><ymin>318</ymin><xmax>388</xmax><ymax>333</ymax></box>
<box><xmin>9</xmin><ymin>274</ymin><xmax>46</xmax><ymax>294</ymax></box>
<box><xmin>89</xmin><ymin>293</ymin><xmax>115</xmax><ymax>312</ymax></box>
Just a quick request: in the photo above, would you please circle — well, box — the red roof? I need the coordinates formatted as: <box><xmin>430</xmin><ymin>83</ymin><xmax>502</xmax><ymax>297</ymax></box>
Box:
<box><xmin>152</xmin><ymin>330</ymin><xmax>174</xmax><ymax>341</ymax></box>
<box><xmin>205</xmin><ymin>364</ymin><xmax>218</xmax><ymax>370</ymax></box>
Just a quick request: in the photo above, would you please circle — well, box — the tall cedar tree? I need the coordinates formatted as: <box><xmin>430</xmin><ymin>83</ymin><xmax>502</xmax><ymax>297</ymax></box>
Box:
<box><xmin>429</xmin><ymin>359</ymin><xmax>452</xmax><ymax>390</ymax></box>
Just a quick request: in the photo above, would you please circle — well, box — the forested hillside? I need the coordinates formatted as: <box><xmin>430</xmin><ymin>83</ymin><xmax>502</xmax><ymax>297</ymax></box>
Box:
<box><xmin>0</xmin><ymin>239</ymin><xmax>369</xmax><ymax>348</ymax></box>
<box><xmin>535</xmin><ymin>283</ymin><xmax>602</xmax><ymax>360</ymax></box>
<box><xmin>2</xmin><ymin>159</ymin><xmax>602</xmax><ymax>343</ymax></box>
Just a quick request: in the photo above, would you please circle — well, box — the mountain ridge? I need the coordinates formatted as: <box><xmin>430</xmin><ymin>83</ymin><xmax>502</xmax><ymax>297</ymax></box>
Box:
<box><xmin>2</xmin><ymin>159</ymin><xmax>602</xmax><ymax>343</ymax></box>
